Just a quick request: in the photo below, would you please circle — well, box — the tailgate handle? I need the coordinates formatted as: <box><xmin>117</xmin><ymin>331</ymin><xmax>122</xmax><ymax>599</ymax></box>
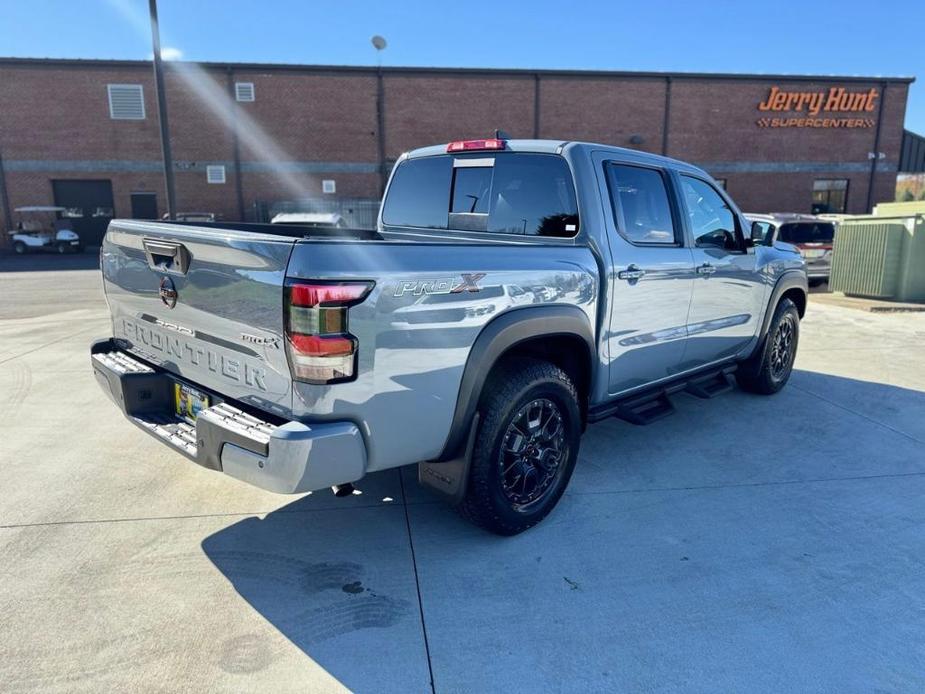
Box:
<box><xmin>143</xmin><ymin>238</ymin><xmax>190</xmax><ymax>274</ymax></box>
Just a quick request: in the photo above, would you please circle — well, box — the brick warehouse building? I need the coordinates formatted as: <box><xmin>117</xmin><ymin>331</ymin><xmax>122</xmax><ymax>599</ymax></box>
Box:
<box><xmin>0</xmin><ymin>57</ymin><xmax>915</xmax><ymax>247</ymax></box>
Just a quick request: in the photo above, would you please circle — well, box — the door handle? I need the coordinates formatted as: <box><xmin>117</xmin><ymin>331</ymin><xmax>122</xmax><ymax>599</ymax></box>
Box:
<box><xmin>617</xmin><ymin>265</ymin><xmax>646</xmax><ymax>282</ymax></box>
<box><xmin>696</xmin><ymin>263</ymin><xmax>717</xmax><ymax>276</ymax></box>
<box><xmin>143</xmin><ymin>238</ymin><xmax>191</xmax><ymax>274</ymax></box>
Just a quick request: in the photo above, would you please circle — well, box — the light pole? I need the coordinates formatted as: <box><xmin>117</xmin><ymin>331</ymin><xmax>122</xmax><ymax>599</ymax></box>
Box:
<box><xmin>149</xmin><ymin>0</ymin><xmax>176</xmax><ymax>219</ymax></box>
<box><xmin>371</xmin><ymin>36</ymin><xmax>387</xmax><ymax>196</ymax></box>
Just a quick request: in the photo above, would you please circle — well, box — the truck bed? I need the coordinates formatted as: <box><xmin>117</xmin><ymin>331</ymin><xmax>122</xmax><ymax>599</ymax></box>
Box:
<box><xmin>99</xmin><ymin>218</ymin><xmax>599</xmax><ymax>472</ymax></box>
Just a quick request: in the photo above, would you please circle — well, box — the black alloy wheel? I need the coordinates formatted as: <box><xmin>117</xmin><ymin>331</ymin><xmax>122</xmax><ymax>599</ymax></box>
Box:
<box><xmin>499</xmin><ymin>397</ymin><xmax>568</xmax><ymax>510</ymax></box>
<box><xmin>769</xmin><ymin>313</ymin><xmax>796</xmax><ymax>382</ymax></box>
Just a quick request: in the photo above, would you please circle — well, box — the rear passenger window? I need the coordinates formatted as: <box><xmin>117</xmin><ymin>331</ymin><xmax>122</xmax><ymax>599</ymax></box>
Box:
<box><xmin>605</xmin><ymin>164</ymin><xmax>677</xmax><ymax>244</ymax></box>
<box><xmin>382</xmin><ymin>153</ymin><xmax>579</xmax><ymax>237</ymax></box>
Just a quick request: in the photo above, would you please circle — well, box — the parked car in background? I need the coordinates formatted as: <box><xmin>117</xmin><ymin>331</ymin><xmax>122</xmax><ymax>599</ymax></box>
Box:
<box><xmin>6</xmin><ymin>206</ymin><xmax>82</xmax><ymax>254</ymax></box>
<box><xmin>747</xmin><ymin>213</ymin><xmax>836</xmax><ymax>286</ymax></box>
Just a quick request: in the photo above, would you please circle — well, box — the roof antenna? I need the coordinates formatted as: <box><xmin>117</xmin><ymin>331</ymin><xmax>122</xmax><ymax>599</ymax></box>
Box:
<box><xmin>494</xmin><ymin>129</ymin><xmax>510</xmax><ymax>140</ymax></box>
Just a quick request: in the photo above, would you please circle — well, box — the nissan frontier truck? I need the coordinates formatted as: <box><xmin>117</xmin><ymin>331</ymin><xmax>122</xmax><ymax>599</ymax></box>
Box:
<box><xmin>91</xmin><ymin>138</ymin><xmax>806</xmax><ymax>534</ymax></box>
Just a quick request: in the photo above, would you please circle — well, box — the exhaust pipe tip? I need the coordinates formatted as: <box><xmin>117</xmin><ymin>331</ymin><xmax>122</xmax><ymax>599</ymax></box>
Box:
<box><xmin>331</xmin><ymin>483</ymin><xmax>355</xmax><ymax>498</ymax></box>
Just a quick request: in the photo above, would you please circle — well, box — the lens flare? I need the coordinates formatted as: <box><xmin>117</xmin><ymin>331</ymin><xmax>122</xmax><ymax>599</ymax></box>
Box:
<box><xmin>107</xmin><ymin>0</ymin><xmax>318</xmax><ymax>201</ymax></box>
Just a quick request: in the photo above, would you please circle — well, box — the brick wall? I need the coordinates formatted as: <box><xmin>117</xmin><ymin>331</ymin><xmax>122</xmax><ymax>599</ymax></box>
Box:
<box><xmin>0</xmin><ymin>63</ymin><xmax>161</xmax><ymax>160</ymax></box>
<box><xmin>539</xmin><ymin>76</ymin><xmax>666</xmax><ymax>153</ymax></box>
<box><xmin>384</xmin><ymin>74</ymin><xmax>535</xmax><ymax>157</ymax></box>
<box><xmin>668</xmin><ymin>79</ymin><xmax>889</xmax><ymax>162</ymax></box>
<box><xmin>233</xmin><ymin>70</ymin><xmax>379</xmax><ymax>163</ymax></box>
<box><xmin>0</xmin><ymin>59</ymin><xmax>912</xmax><ymax>244</ymax></box>
<box><xmin>720</xmin><ymin>171</ymin><xmax>881</xmax><ymax>215</ymax></box>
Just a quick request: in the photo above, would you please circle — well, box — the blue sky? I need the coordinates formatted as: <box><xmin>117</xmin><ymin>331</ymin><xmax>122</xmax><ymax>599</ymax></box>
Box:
<box><xmin>1</xmin><ymin>0</ymin><xmax>922</xmax><ymax>132</ymax></box>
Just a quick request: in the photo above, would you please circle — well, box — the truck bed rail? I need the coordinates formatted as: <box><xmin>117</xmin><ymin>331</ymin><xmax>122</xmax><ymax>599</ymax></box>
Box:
<box><xmin>156</xmin><ymin>220</ymin><xmax>383</xmax><ymax>241</ymax></box>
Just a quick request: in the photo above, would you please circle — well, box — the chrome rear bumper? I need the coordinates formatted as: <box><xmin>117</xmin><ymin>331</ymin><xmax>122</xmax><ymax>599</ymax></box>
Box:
<box><xmin>90</xmin><ymin>339</ymin><xmax>366</xmax><ymax>494</ymax></box>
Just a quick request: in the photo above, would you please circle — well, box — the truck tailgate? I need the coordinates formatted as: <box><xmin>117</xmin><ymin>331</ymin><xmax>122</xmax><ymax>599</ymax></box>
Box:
<box><xmin>101</xmin><ymin>220</ymin><xmax>296</xmax><ymax>417</ymax></box>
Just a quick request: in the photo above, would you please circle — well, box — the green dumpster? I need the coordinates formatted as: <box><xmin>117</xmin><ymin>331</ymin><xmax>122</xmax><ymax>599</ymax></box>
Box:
<box><xmin>830</xmin><ymin>203</ymin><xmax>925</xmax><ymax>302</ymax></box>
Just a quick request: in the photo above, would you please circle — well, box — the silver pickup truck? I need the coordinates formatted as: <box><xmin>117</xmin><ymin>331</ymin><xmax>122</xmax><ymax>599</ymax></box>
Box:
<box><xmin>91</xmin><ymin>138</ymin><xmax>807</xmax><ymax>534</ymax></box>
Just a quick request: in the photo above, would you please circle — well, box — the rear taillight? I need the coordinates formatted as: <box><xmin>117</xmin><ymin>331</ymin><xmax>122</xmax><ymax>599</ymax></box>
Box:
<box><xmin>796</xmin><ymin>243</ymin><xmax>833</xmax><ymax>259</ymax></box>
<box><xmin>446</xmin><ymin>138</ymin><xmax>506</xmax><ymax>153</ymax></box>
<box><xmin>285</xmin><ymin>280</ymin><xmax>373</xmax><ymax>384</ymax></box>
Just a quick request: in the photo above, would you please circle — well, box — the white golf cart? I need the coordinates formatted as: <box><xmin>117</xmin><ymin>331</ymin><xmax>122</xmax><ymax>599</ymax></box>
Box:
<box><xmin>7</xmin><ymin>206</ymin><xmax>82</xmax><ymax>254</ymax></box>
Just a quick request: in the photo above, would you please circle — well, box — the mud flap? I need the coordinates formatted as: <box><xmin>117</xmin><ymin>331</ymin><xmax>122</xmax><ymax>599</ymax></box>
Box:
<box><xmin>417</xmin><ymin>413</ymin><xmax>480</xmax><ymax>506</ymax></box>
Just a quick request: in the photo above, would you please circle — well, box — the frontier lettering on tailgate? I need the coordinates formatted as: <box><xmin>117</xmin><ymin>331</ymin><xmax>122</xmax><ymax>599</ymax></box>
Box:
<box><xmin>121</xmin><ymin>318</ymin><xmax>268</xmax><ymax>391</ymax></box>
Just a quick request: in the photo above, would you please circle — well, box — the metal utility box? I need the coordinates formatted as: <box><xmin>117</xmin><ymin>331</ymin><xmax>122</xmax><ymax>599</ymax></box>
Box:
<box><xmin>830</xmin><ymin>209</ymin><xmax>925</xmax><ymax>301</ymax></box>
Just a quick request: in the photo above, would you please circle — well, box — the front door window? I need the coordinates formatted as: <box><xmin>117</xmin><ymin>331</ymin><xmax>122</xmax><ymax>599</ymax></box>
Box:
<box><xmin>679</xmin><ymin>176</ymin><xmax>739</xmax><ymax>251</ymax></box>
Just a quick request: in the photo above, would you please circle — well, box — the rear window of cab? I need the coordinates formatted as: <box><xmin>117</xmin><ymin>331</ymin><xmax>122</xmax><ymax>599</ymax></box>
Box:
<box><xmin>382</xmin><ymin>152</ymin><xmax>579</xmax><ymax>238</ymax></box>
<box><xmin>778</xmin><ymin>222</ymin><xmax>835</xmax><ymax>244</ymax></box>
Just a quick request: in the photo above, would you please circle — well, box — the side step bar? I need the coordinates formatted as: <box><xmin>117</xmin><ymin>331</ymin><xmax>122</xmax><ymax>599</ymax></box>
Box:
<box><xmin>685</xmin><ymin>370</ymin><xmax>734</xmax><ymax>399</ymax></box>
<box><xmin>588</xmin><ymin>364</ymin><xmax>737</xmax><ymax>426</ymax></box>
<box><xmin>612</xmin><ymin>392</ymin><xmax>675</xmax><ymax>426</ymax></box>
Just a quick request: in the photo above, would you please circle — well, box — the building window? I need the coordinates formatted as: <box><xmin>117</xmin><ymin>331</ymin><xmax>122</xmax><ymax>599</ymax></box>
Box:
<box><xmin>235</xmin><ymin>82</ymin><xmax>255</xmax><ymax>102</ymax></box>
<box><xmin>107</xmin><ymin>84</ymin><xmax>145</xmax><ymax>120</ymax></box>
<box><xmin>812</xmin><ymin>179</ymin><xmax>848</xmax><ymax>214</ymax></box>
<box><xmin>206</xmin><ymin>165</ymin><xmax>226</xmax><ymax>184</ymax></box>
<box><xmin>322</xmin><ymin>179</ymin><xmax>336</xmax><ymax>194</ymax></box>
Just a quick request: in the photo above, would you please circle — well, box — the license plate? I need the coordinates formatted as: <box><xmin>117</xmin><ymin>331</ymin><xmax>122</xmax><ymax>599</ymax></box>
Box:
<box><xmin>174</xmin><ymin>382</ymin><xmax>209</xmax><ymax>423</ymax></box>
<box><xmin>802</xmin><ymin>249</ymin><xmax>825</xmax><ymax>258</ymax></box>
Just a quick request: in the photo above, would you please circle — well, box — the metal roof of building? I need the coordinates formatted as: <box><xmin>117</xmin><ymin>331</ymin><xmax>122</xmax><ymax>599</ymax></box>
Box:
<box><xmin>0</xmin><ymin>57</ymin><xmax>915</xmax><ymax>84</ymax></box>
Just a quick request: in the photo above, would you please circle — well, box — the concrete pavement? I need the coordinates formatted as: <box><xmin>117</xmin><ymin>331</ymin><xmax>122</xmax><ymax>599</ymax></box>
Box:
<box><xmin>1</xmin><ymin>255</ymin><xmax>924</xmax><ymax>692</ymax></box>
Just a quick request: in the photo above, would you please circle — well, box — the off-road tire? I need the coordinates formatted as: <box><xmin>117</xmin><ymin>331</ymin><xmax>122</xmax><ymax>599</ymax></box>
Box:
<box><xmin>457</xmin><ymin>357</ymin><xmax>581</xmax><ymax>535</ymax></box>
<box><xmin>736</xmin><ymin>297</ymin><xmax>800</xmax><ymax>395</ymax></box>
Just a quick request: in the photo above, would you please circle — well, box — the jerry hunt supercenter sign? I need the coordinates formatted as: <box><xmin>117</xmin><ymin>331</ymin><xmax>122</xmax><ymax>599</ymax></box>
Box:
<box><xmin>756</xmin><ymin>86</ymin><xmax>879</xmax><ymax>128</ymax></box>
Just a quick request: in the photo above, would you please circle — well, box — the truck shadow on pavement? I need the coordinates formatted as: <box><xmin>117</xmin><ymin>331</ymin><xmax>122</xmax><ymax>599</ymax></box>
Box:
<box><xmin>200</xmin><ymin>369</ymin><xmax>925</xmax><ymax>691</ymax></box>
<box><xmin>200</xmin><ymin>472</ymin><xmax>430</xmax><ymax>689</ymax></box>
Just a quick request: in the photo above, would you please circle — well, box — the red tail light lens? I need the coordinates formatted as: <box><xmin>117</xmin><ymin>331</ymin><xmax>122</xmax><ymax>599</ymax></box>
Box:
<box><xmin>289</xmin><ymin>282</ymin><xmax>372</xmax><ymax>308</ymax></box>
<box><xmin>446</xmin><ymin>138</ymin><xmax>506</xmax><ymax>153</ymax></box>
<box><xmin>285</xmin><ymin>280</ymin><xmax>373</xmax><ymax>384</ymax></box>
<box><xmin>288</xmin><ymin>334</ymin><xmax>356</xmax><ymax>357</ymax></box>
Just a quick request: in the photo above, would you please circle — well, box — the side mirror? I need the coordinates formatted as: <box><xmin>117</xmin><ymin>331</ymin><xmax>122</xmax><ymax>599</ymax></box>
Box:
<box><xmin>750</xmin><ymin>221</ymin><xmax>766</xmax><ymax>244</ymax></box>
